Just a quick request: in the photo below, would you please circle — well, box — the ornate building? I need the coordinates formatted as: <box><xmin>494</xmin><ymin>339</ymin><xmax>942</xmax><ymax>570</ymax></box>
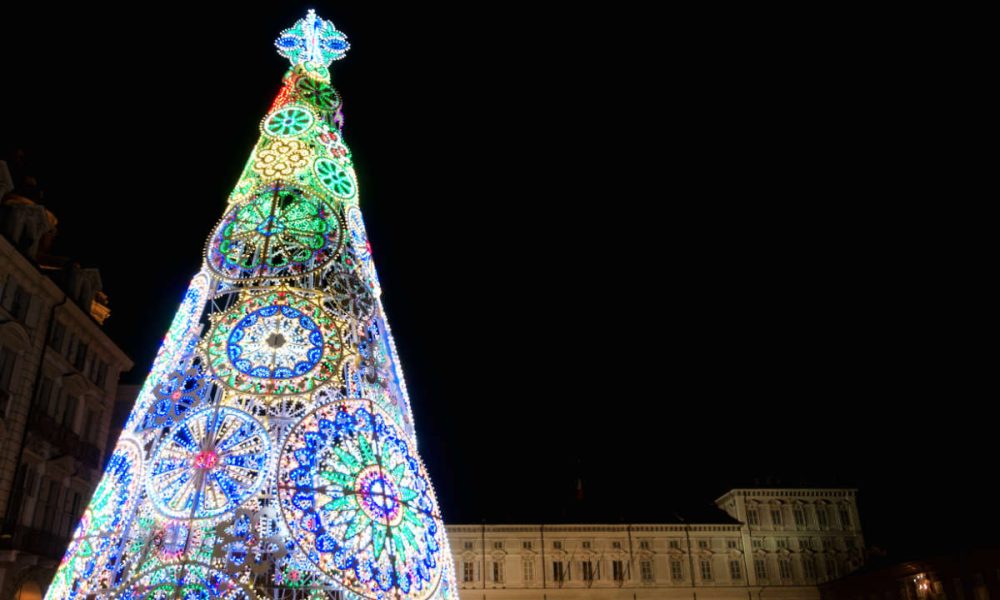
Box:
<box><xmin>0</xmin><ymin>159</ymin><xmax>133</xmax><ymax>600</ymax></box>
<box><xmin>447</xmin><ymin>488</ymin><xmax>864</xmax><ymax>600</ymax></box>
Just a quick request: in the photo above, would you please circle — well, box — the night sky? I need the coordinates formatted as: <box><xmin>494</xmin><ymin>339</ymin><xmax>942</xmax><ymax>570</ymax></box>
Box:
<box><xmin>2</xmin><ymin>4</ymin><xmax>988</xmax><ymax>559</ymax></box>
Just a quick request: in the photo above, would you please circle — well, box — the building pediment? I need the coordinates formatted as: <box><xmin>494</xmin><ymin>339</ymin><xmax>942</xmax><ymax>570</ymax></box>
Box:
<box><xmin>61</xmin><ymin>371</ymin><xmax>93</xmax><ymax>396</ymax></box>
<box><xmin>0</xmin><ymin>319</ymin><xmax>31</xmax><ymax>352</ymax></box>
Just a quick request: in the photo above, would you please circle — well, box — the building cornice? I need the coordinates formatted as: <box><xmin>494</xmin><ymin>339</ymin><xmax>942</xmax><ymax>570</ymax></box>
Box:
<box><xmin>715</xmin><ymin>488</ymin><xmax>858</xmax><ymax>504</ymax></box>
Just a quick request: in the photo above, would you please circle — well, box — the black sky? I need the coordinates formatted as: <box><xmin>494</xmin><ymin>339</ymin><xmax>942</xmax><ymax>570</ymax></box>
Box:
<box><xmin>2</xmin><ymin>4</ymin><xmax>988</xmax><ymax>559</ymax></box>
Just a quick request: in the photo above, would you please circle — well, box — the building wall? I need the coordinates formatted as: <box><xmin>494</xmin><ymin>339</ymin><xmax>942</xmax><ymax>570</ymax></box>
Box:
<box><xmin>820</xmin><ymin>548</ymin><xmax>1000</xmax><ymax>600</ymax></box>
<box><xmin>0</xmin><ymin>220</ymin><xmax>132</xmax><ymax>599</ymax></box>
<box><xmin>447</xmin><ymin>489</ymin><xmax>863</xmax><ymax>600</ymax></box>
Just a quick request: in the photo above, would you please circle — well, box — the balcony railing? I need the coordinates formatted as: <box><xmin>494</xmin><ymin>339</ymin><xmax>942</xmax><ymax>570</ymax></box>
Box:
<box><xmin>27</xmin><ymin>410</ymin><xmax>101</xmax><ymax>469</ymax></box>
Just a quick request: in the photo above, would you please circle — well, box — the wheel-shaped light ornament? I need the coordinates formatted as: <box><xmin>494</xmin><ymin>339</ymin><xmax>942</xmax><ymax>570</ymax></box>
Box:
<box><xmin>277</xmin><ymin>401</ymin><xmax>445</xmax><ymax>599</ymax></box>
<box><xmin>261</xmin><ymin>104</ymin><xmax>316</xmax><ymax>138</ymax></box>
<box><xmin>147</xmin><ymin>407</ymin><xmax>270</xmax><ymax>519</ymax></box>
<box><xmin>205</xmin><ymin>290</ymin><xmax>351</xmax><ymax>396</ymax></box>
<box><xmin>206</xmin><ymin>184</ymin><xmax>343</xmax><ymax>281</ymax></box>
<box><xmin>313</xmin><ymin>157</ymin><xmax>357</xmax><ymax>201</ymax></box>
<box><xmin>296</xmin><ymin>76</ymin><xmax>342</xmax><ymax>111</ymax></box>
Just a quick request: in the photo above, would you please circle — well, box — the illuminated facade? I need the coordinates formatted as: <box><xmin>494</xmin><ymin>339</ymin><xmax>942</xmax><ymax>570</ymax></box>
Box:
<box><xmin>42</xmin><ymin>11</ymin><xmax>457</xmax><ymax>600</ymax></box>
<box><xmin>0</xmin><ymin>169</ymin><xmax>134</xmax><ymax>600</ymax></box>
<box><xmin>448</xmin><ymin>489</ymin><xmax>864</xmax><ymax>600</ymax></box>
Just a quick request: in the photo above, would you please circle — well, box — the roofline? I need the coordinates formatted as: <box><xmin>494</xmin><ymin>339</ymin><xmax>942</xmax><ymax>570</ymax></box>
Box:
<box><xmin>445</xmin><ymin>523</ymin><xmax>742</xmax><ymax>532</ymax></box>
<box><xmin>714</xmin><ymin>488</ymin><xmax>859</xmax><ymax>504</ymax></box>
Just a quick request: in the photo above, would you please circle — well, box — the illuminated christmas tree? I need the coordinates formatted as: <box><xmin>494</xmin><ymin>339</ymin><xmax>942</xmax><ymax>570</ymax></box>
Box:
<box><xmin>46</xmin><ymin>11</ymin><xmax>457</xmax><ymax>600</ymax></box>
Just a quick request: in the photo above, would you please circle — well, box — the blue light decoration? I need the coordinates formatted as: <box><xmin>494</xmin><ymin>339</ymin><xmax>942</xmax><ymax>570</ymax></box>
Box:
<box><xmin>275</xmin><ymin>9</ymin><xmax>350</xmax><ymax>72</ymax></box>
<box><xmin>46</xmin><ymin>11</ymin><xmax>457</xmax><ymax>600</ymax></box>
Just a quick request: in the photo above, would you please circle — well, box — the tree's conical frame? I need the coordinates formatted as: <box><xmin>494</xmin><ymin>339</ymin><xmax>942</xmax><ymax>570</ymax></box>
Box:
<box><xmin>45</xmin><ymin>11</ymin><xmax>458</xmax><ymax>600</ymax></box>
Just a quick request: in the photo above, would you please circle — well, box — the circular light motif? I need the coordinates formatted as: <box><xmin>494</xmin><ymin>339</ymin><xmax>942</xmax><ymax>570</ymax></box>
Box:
<box><xmin>314</xmin><ymin>158</ymin><xmax>356</xmax><ymax>200</ymax></box>
<box><xmin>228</xmin><ymin>305</ymin><xmax>324</xmax><ymax>379</ymax></box>
<box><xmin>354</xmin><ymin>465</ymin><xmax>403</xmax><ymax>526</ymax></box>
<box><xmin>206</xmin><ymin>184</ymin><xmax>343</xmax><ymax>281</ymax></box>
<box><xmin>278</xmin><ymin>401</ymin><xmax>445</xmax><ymax>599</ymax></box>
<box><xmin>324</xmin><ymin>269</ymin><xmax>375</xmax><ymax>321</ymax></box>
<box><xmin>147</xmin><ymin>407</ymin><xmax>269</xmax><ymax>519</ymax></box>
<box><xmin>296</xmin><ymin>76</ymin><xmax>342</xmax><ymax>111</ymax></box>
<box><xmin>207</xmin><ymin>291</ymin><xmax>350</xmax><ymax>396</ymax></box>
<box><xmin>117</xmin><ymin>563</ymin><xmax>251</xmax><ymax>600</ymax></box>
<box><xmin>262</xmin><ymin>104</ymin><xmax>316</xmax><ymax>137</ymax></box>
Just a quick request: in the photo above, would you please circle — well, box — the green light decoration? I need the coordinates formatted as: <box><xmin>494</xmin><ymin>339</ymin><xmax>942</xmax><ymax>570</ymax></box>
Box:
<box><xmin>314</xmin><ymin>157</ymin><xmax>357</xmax><ymax>199</ymax></box>
<box><xmin>46</xmin><ymin>11</ymin><xmax>457</xmax><ymax>600</ymax></box>
<box><xmin>263</xmin><ymin>105</ymin><xmax>317</xmax><ymax>138</ymax></box>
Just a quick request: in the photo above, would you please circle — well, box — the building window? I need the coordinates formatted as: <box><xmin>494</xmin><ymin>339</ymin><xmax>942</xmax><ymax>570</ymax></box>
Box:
<box><xmin>523</xmin><ymin>560</ymin><xmax>534</xmax><ymax>581</ymax></box>
<box><xmin>845</xmin><ymin>537</ymin><xmax>856</xmax><ymax>550</ymax></box>
<box><xmin>700</xmin><ymin>559</ymin><xmax>713</xmax><ymax>581</ymax></box>
<box><xmin>65</xmin><ymin>492</ymin><xmax>82</xmax><ymax>537</ymax></box>
<box><xmin>698</xmin><ymin>540</ymin><xmax>709</xmax><ymax>549</ymax></box>
<box><xmin>463</xmin><ymin>541</ymin><xmax>473</xmax><ymax>550</ymax></box>
<box><xmin>9</xmin><ymin>284</ymin><xmax>31</xmax><ymax>322</ymax></box>
<box><xmin>612</xmin><ymin>541</ymin><xmax>622</xmax><ymax>549</ymax></box>
<box><xmin>776</xmin><ymin>537</ymin><xmax>789</xmax><ymax>549</ymax></box>
<box><xmin>462</xmin><ymin>562</ymin><xmax>474</xmax><ymax>582</ymax></box>
<box><xmin>794</xmin><ymin>508</ymin><xmax>807</xmax><ymax>527</ymax></box>
<box><xmin>771</xmin><ymin>509</ymin><xmax>784</xmax><ymax>526</ymax></box>
<box><xmin>553</xmin><ymin>561</ymin><xmax>565</xmax><ymax>582</ymax></box>
<box><xmin>839</xmin><ymin>508</ymin><xmax>852</xmax><ymax>529</ymax></box>
<box><xmin>0</xmin><ymin>345</ymin><xmax>16</xmax><ymax>416</ymax></box>
<box><xmin>49</xmin><ymin>321</ymin><xmax>66</xmax><ymax>352</ymax></box>
<box><xmin>669</xmin><ymin>539</ymin><xmax>681</xmax><ymax>549</ymax></box>
<box><xmin>727</xmin><ymin>539</ymin><xmax>739</xmax><ymax>549</ymax></box>
<box><xmin>64</xmin><ymin>334</ymin><xmax>76</xmax><ymax>361</ymax></box>
<box><xmin>755</xmin><ymin>559</ymin><xmax>768</xmax><ymax>580</ymax></box>
<box><xmin>74</xmin><ymin>341</ymin><xmax>89</xmax><ymax>372</ymax></box>
<box><xmin>800</xmin><ymin>538</ymin><xmax>811</xmax><ymax>550</ymax></box>
<box><xmin>640</xmin><ymin>560</ymin><xmax>654</xmax><ymax>582</ymax></box>
<box><xmin>825</xmin><ymin>557</ymin><xmax>838</xmax><ymax>579</ymax></box>
<box><xmin>671</xmin><ymin>560</ymin><xmax>683</xmax><ymax>580</ymax></box>
<box><xmin>804</xmin><ymin>556</ymin><xmax>816</xmax><ymax>579</ymax></box>
<box><xmin>61</xmin><ymin>394</ymin><xmax>77</xmax><ymax>430</ymax></box>
<box><xmin>730</xmin><ymin>560</ymin><xmax>742</xmax><ymax>580</ymax></box>
<box><xmin>492</xmin><ymin>561</ymin><xmax>504</xmax><ymax>583</ymax></box>
<box><xmin>522</xmin><ymin>541</ymin><xmax>532</xmax><ymax>550</ymax></box>
<box><xmin>639</xmin><ymin>540</ymin><xmax>650</xmax><ymax>550</ymax></box>
<box><xmin>36</xmin><ymin>478</ymin><xmax>62</xmax><ymax>534</ymax></box>
<box><xmin>553</xmin><ymin>541</ymin><xmax>562</xmax><ymax>550</ymax></box>
<box><xmin>747</xmin><ymin>508</ymin><xmax>760</xmax><ymax>526</ymax></box>
<box><xmin>36</xmin><ymin>376</ymin><xmax>53</xmax><ymax>412</ymax></box>
<box><xmin>493</xmin><ymin>541</ymin><xmax>503</xmax><ymax>550</ymax></box>
<box><xmin>613</xmin><ymin>560</ymin><xmax>625</xmax><ymax>581</ymax></box>
<box><xmin>817</xmin><ymin>508</ymin><xmax>829</xmax><ymax>528</ymax></box>
<box><xmin>581</xmin><ymin>561</ymin><xmax>594</xmax><ymax>582</ymax></box>
<box><xmin>22</xmin><ymin>465</ymin><xmax>37</xmax><ymax>498</ymax></box>
<box><xmin>84</xmin><ymin>408</ymin><xmax>100</xmax><ymax>444</ymax></box>
<box><xmin>752</xmin><ymin>538</ymin><xmax>764</xmax><ymax>550</ymax></box>
<box><xmin>823</xmin><ymin>537</ymin><xmax>836</xmax><ymax>552</ymax></box>
<box><xmin>582</xmin><ymin>540</ymin><xmax>591</xmax><ymax>549</ymax></box>
<box><xmin>96</xmin><ymin>361</ymin><xmax>108</xmax><ymax>388</ymax></box>
<box><xmin>779</xmin><ymin>559</ymin><xmax>793</xmax><ymax>579</ymax></box>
